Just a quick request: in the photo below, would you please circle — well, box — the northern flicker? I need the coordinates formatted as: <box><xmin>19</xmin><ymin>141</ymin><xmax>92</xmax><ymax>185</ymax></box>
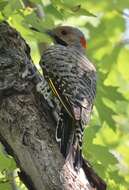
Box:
<box><xmin>40</xmin><ymin>26</ymin><xmax>96</xmax><ymax>170</ymax></box>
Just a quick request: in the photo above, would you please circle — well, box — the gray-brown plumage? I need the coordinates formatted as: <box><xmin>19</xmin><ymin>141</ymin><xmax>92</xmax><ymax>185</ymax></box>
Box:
<box><xmin>40</xmin><ymin>26</ymin><xmax>96</xmax><ymax>170</ymax></box>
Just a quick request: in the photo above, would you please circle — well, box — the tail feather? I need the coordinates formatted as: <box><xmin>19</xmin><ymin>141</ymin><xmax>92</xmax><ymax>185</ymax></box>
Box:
<box><xmin>56</xmin><ymin>109</ymin><xmax>73</xmax><ymax>158</ymax></box>
<box><xmin>56</xmin><ymin>109</ymin><xmax>107</xmax><ymax>189</ymax></box>
<box><xmin>56</xmin><ymin>109</ymin><xmax>83</xmax><ymax>170</ymax></box>
<box><xmin>73</xmin><ymin>121</ymin><xmax>83</xmax><ymax>170</ymax></box>
<box><xmin>56</xmin><ymin>106</ymin><xmax>107</xmax><ymax>189</ymax></box>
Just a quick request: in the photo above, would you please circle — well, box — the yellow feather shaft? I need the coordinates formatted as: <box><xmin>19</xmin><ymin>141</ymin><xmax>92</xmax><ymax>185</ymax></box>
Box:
<box><xmin>49</xmin><ymin>79</ymin><xmax>73</xmax><ymax>118</ymax></box>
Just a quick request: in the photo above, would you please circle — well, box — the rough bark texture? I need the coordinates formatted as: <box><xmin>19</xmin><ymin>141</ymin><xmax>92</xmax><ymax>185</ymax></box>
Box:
<box><xmin>0</xmin><ymin>21</ymin><xmax>64</xmax><ymax>190</ymax></box>
<box><xmin>0</xmin><ymin>22</ymin><xmax>96</xmax><ymax>190</ymax></box>
<box><xmin>0</xmin><ymin>93</ymin><xmax>64</xmax><ymax>190</ymax></box>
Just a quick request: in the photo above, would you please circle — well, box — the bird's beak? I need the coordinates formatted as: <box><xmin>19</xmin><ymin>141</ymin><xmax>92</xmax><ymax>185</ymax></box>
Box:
<box><xmin>30</xmin><ymin>27</ymin><xmax>54</xmax><ymax>38</ymax></box>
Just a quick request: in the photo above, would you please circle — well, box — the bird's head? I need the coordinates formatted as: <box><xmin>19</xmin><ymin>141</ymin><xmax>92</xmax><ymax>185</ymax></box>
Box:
<box><xmin>46</xmin><ymin>26</ymin><xmax>87</xmax><ymax>51</ymax></box>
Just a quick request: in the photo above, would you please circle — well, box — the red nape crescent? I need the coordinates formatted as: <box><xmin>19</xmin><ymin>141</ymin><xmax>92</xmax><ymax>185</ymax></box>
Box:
<box><xmin>80</xmin><ymin>36</ymin><xmax>87</xmax><ymax>48</ymax></box>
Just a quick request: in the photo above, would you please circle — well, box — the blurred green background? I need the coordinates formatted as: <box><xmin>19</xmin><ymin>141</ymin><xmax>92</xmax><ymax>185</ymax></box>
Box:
<box><xmin>0</xmin><ymin>0</ymin><xmax>129</xmax><ymax>189</ymax></box>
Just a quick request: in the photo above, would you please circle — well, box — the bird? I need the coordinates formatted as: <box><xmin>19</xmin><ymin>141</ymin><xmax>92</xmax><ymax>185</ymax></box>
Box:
<box><xmin>39</xmin><ymin>25</ymin><xmax>96</xmax><ymax>171</ymax></box>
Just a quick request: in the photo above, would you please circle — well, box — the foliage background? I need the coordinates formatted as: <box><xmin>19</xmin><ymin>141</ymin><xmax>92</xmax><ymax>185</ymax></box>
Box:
<box><xmin>0</xmin><ymin>0</ymin><xmax>129</xmax><ymax>190</ymax></box>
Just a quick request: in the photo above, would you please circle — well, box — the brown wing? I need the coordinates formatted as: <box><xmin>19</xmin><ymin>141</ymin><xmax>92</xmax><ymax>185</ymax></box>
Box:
<box><xmin>40</xmin><ymin>44</ymin><xmax>96</xmax><ymax>123</ymax></box>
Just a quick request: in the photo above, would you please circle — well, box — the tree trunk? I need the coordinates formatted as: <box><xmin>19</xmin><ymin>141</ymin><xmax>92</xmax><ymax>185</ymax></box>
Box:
<box><xmin>0</xmin><ymin>21</ymin><xmax>105</xmax><ymax>190</ymax></box>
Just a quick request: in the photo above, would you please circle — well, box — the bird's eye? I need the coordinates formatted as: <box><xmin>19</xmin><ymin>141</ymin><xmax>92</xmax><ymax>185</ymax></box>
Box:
<box><xmin>61</xmin><ymin>30</ymin><xmax>67</xmax><ymax>35</ymax></box>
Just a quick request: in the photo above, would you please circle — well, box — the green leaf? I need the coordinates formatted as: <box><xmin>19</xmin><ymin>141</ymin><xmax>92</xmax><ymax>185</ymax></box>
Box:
<box><xmin>23</xmin><ymin>11</ymin><xmax>54</xmax><ymax>30</ymax></box>
<box><xmin>44</xmin><ymin>4</ymin><xmax>64</xmax><ymax>20</ymax></box>
<box><xmin>96</xmin><ymin>95</ymin><xmax>116</xmax><ymax>129</ymax></box>
<box><xmin>0</xmin><ymin>183</ymin><xmax>12</xmax><ymax>190</ymax></box>
<box><xmin>51</xmin><ymin>0</ymin><xmax>96</xmax><ymax>17</ymax></box>
<box><xmin>108</xmin><ymin>170</ymin><xmax>127</xmax><ymax>185</ymax></box>
<box><xmin>83</xmin><ymin>125</ymin><xmax>101</xmax><ymax>149</ymax></box>
<box><xmin>90</xmin><ymin>145</ymin><xmax>118</xmax><ymax>165</ymax></box>
<box><xmin>71</xmin><ymin>6</ymin><xmax>96</xmax><ymax>17</ymax></box>
<box><xmin>95</xmin><ymin>71</ymin><xmax>126</xmax><ymax>129</ymax></box>
<box><xmin>61</xmin><ymin>0</ymin><xmax>84</xmax><ymax>7</ymax></box>
<box><xmin>117</xmin><ymin>48</ymin><xmax>129</xmax><ymax>80</ymax></box>
<box><xmin>100</xmin><ymin>46</ymin><xmax>122</xmax><ymax>72</ymax></box>
<box><xmin>93</xmin><ymin>162</ymin><xmax>107</xmax><ymax>178</ymax></box>
<box><xmin>2</xmin><ymin>0</ymin><xmax>23</xmax><ymax>18</ymax></box>
<box><xmin>0</xmin><ymin>12</ymin><xmax>4</xmax><ymax>22</ymax></box>
<box><xmin>0</xmin><ymin>145</ymin><xmax>16</xmax><ymax>171</ymax></box>
<box><xmin>101</xmin><ymin>86</ymin><xmax>126</xmax><ymax>102</ymax></box>
<box><xmin>0</xmin><ymin>0</ymin><xmax>8</xmax><ymax>11</ymax></box>
<box><xmin>29</xmin><ymin>0</ymin><xmax>42</xmax><ymax>3</ymax></box>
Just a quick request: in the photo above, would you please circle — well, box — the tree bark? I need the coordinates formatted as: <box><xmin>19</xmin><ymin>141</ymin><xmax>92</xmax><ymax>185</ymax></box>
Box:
<box><xmin>0</xmin><ymin>22</ymin><xmax>95</xmax><ymax>190</ymax></box>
